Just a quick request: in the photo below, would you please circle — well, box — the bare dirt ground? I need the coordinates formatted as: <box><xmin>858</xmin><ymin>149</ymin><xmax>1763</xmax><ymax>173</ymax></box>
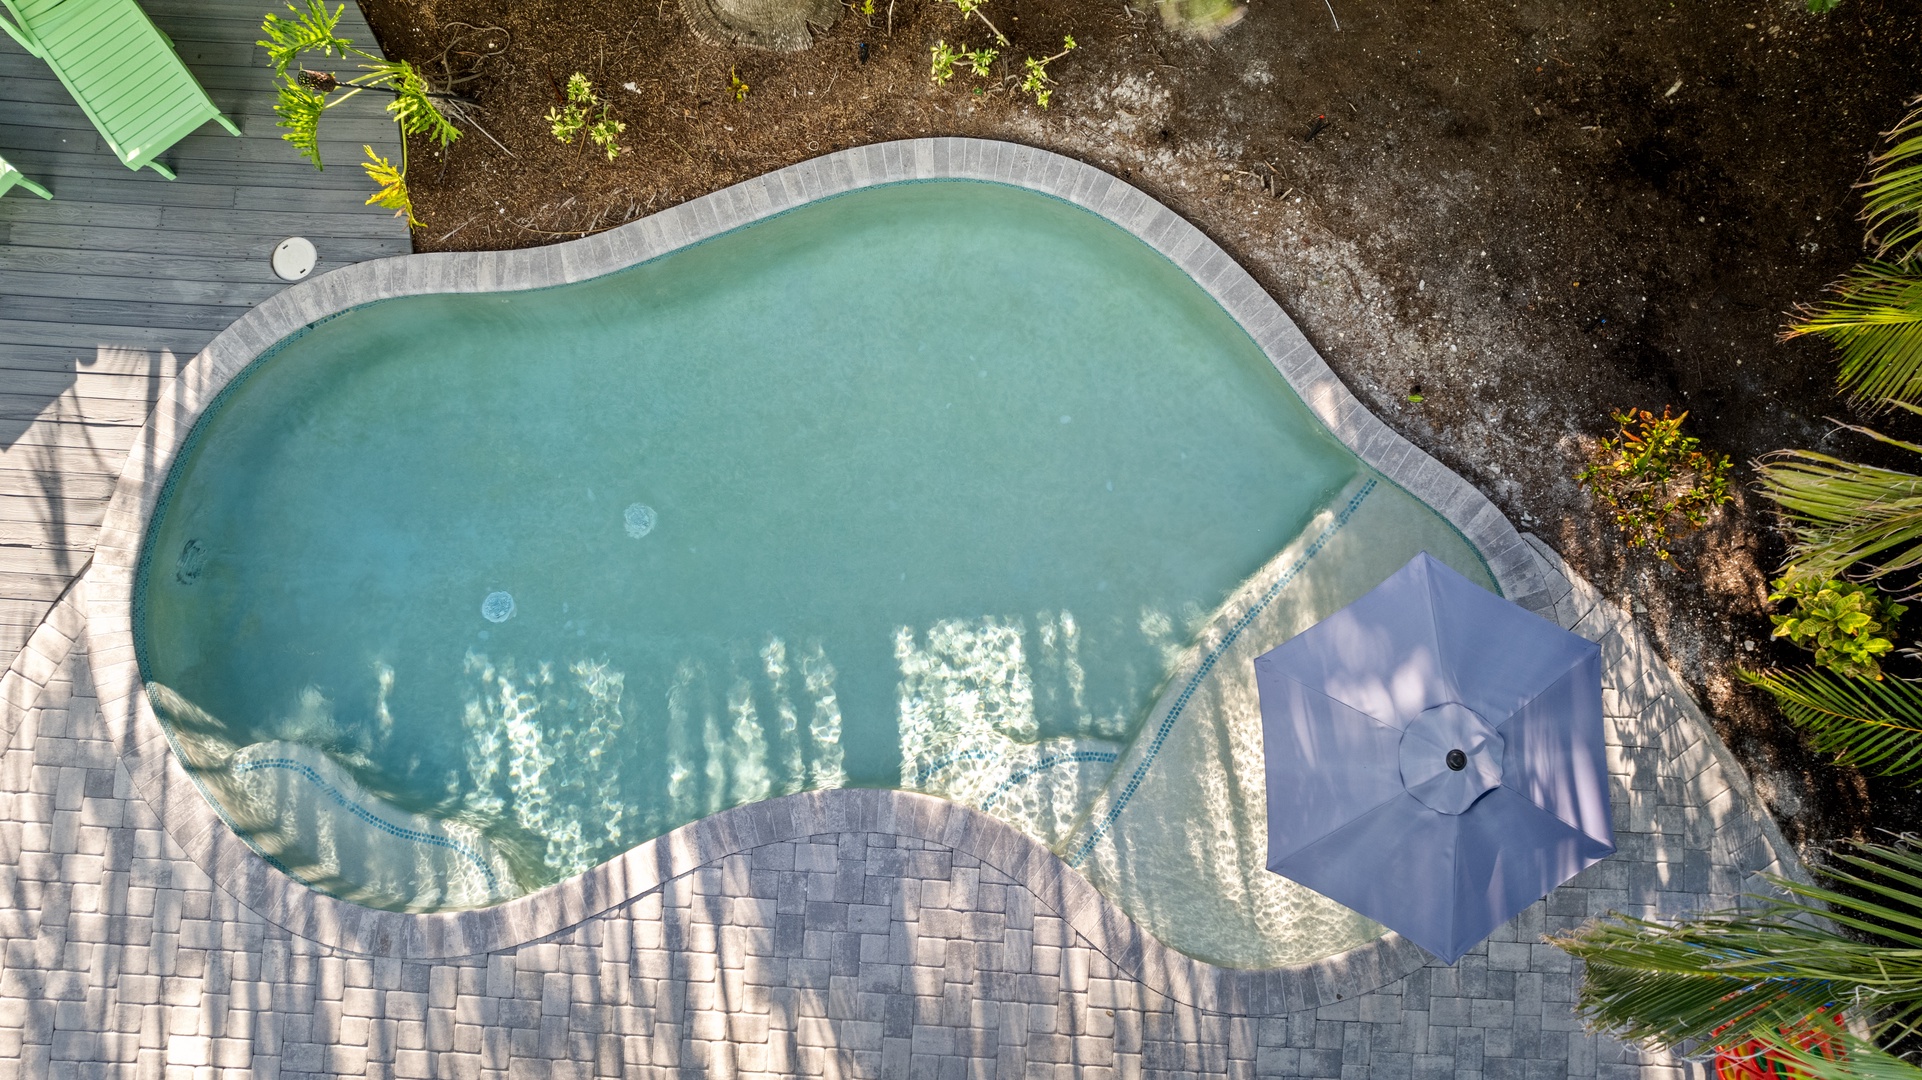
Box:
<box><xmin>357</xmin><ymin>0</ymin><xmax>1922</xmax><ymax>854</ymax></box>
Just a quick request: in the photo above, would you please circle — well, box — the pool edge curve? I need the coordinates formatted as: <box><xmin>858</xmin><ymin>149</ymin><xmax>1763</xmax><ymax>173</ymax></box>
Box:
<box><xmin>82</xmin><ymin>139</ymin><xmax>1552</xmax><ymax>999</ymax></box>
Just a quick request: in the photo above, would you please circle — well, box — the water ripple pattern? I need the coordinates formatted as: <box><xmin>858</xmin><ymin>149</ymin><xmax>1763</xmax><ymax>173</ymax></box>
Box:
<box><xmin>1067</xmin><ymin>479</ymin><xmax>1377</xmax><ymax>868</ymax></box>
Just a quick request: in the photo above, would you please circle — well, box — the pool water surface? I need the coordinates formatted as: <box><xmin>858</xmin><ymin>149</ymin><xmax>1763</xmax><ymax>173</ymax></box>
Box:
<box><xmin>138</xmin><ymin>180</ymin><xmax>1494</xmax><ymax>965</ymax></box>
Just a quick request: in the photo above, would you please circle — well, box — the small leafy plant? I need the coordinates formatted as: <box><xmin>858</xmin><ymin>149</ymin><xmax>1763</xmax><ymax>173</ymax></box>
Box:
<box><xmin>1575</xmin><ymin>407</ymin><xmax>1733</xmax><ymax>563</ymax></box>
<box><xmin>546</xmin><ymin>73</ymin><xmax>626</xmax><ymax>161</ymax></box>
<box><xmin>728</xmin><ymin>68</ymin><xmax>751</xmax><ymax>103</ymax></box>
<box><xmin>930</xmin><ymin>40</ymin><xmax>998</xmax><ymax>85</ymax></box>
<box><xmin>1768</xmin><ymin>573</ymin><xmax>1908</xmax><ymax>680</ymax></box>
<box><xmin>927</xmin><ymin>8</ymin><xmax>1077</xmax><ymax>107</ymax></box>
<box><xmin>259</xmin><ymin>0</ymin><xmax>459</xmax><ymax>222</ymax></box>
<box><xmin>1019</xmin><ymin>35</ymin><xmax>1076</xmax><ymax>108</ymax></box>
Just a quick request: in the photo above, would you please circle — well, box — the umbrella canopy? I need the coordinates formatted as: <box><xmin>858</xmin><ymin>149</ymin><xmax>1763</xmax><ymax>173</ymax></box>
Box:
<box><xmin>1254</xmin><ymin>551</ymin><xmax>1612</xmax><ymax>963</ymax></box>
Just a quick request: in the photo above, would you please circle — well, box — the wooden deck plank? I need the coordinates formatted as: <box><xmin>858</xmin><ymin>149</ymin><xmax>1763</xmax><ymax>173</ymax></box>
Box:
<box><xmin>2</xmin><ymin>126</ymin><xmax>412</xmax><ymax>175</ymax></box>
<box><xmin>0</xmin><ymin>546</ymin><xmax>93</xmax><ymax>575</ymax></box>
<box><xmin>0</xmin><ymin>299</ymin><xmax>267</xmax><ymax>336</ymax></box>
<box><xmin>0</xmin><ymin>394</ymin><xmax>154</xmax><ymax>426</ymax></box>
<box><xmin>0</xmin><ymin>317</ymin><xmax>215</xmax><ymax>354</ymax></box>
<box><xmin>0</xmin><ymin>569</ymin><xmax>78</xmax><ymax>601</ymax></box>
<box><xmin>4</xmin><ymin>106</ymin><xmax>405</xmax><ymax>156</ymax></box>
<box><xmin>0</xmin><ymin>199</ymin><xmax>408</xmax><ymax>236</ymax></box>
<box><xmin>0</xmin><ymin>0</ymin><xmax>411</xmax><ymax>672</ymax></box>
<box><xmin>0</xmin><ymin>167</ymin><xmax>412</xmax><ymax>212</ymax></box>
<box><xmin>0</xmin><ymin>421</ymin><xmax>143</xmax><ymax>458</ymax></box>
<box><xmin>0</xmin><ymin>467</ymin><xmax>121</xmax><ymax>502</ymax></box>
<box><xmin>0</xmin><ymin>243</ymin><xmax>368</xmax><ymax>283</ymax></box>
<box><xmin>0</xmin><ymin>297</ymin><xmax>247</xmax><ymax>336</ymax></box>
<box><xmin>0</xmin><ymin>366</ymin><xmax>166</xmax><ymax>403</ymax></box>
<box><xmin>4</xmin><ymin>223</ymin><xmax>403</xmax><ymax>262</ymax></box>
<box><xmin>0</xmin><ymin>492</ymin><xmax>113</xmax><ymax>527</ymax></box>
<box><xmin>0</xmin><ymin>242</ymin><xmax>404</xmax><ymax>284</ymax></box>
<box><xmin>0</xmin><ymin>270</ymin><xmax>284</xmax><ymax>306</ymax></box>
<box><xmin>0</xmin><ymin>596</ymin><xmax>80</xmax><ymax>628</ymax></box>
<box><xmin>0</xmin><ymin>336</ymin><xmax>201</xmax><ymax>377</ymax></box>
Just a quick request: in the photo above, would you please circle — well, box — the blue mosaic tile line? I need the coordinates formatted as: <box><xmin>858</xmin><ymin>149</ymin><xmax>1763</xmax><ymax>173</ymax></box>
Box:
<box><xmin>1067</xmin><ymin>480</ymin><xmax>1376</xmax><ymax>868</ymax></box>
<box><xmin>979</xmin><ymin>750</ymin><xmax>1120</xmax><ymax>811</ymax></box>
<box><xmin>232</xmin><ymin>758</ymin><xmax>500</xmax><ymax>893</ymax></box>
<box><xmin>914</xmin><ymin>747</ymin><xmax>1001</xmax><ymax>786</ymax></box>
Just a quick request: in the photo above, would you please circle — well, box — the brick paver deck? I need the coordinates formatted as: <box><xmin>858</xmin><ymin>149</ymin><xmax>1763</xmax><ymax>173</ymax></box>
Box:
<box><xmin>0</xmin><ymin>532</ymin><xmax>1795</xmax><ymax>1078</ymax></box>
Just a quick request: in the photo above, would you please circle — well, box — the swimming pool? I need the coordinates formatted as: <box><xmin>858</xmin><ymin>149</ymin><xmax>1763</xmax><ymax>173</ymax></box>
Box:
<box><xmin>130</xmin><ymin>172</ymin><xmax>1503</xmax><ymax>967</ymax></box>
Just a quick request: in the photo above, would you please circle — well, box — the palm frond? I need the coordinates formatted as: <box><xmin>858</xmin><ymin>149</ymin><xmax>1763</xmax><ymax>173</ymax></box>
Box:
<box><xmin>1786</xmin><ymin>261</ymin><xmax>1922</xmax><ymax>408</ymax></box>
<box><xmin>1756</xmin><ymin>423</ymin><xmax>1922</xmax><ymax>588</ymax></box>
<box><xmin>1554</xmin><ymin>838</ymin><xmax>1922</xmax><ymax>1054</ymax></box>
<box><xmin>273</xmin><ymin>83</ymin><xmax>328</xmax><ymax>169</ymax></box>
<box><xmin>1865</xmin><ymin>99</ymin><xmax>1922</xmax><ymax>262</ymax></box>
<box><xmin>258</xmin><ymin>0</ymin><xmax>355</xmax><ymax>77</ymax></box>
<box><xmin>1742</xmin><ymin>667</ymin><xmax>1922</xmax><ymax>782</ymax></box>
<box><xmin>366</xmin><ymin>61</ymin><xmax>460</xmax><ymax>148</ymax></box>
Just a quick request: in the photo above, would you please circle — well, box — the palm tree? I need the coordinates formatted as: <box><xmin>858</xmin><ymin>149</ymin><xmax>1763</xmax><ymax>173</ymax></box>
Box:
<box><xmin>1784</xmin><ymin>98</ymin><xmax>1922</xmax><ymax>410</ymax></box>
<box><xmin>1786</xmin><ymin>264</ymin><xmax>1922</xmax><ymax>408</ymax></box>
<box><xmin>1552</xmin><ymin>838</ymin><xmax>1922</xmax><ymax>1079</ymax></box>
<box><xmin>1742</xmin><ymin>667</ymin><xmax>1922</xmax><ymax>783</ymax></box>
<box><xmin>1754</xmin><ymin>414</ymin><xmax>1922</xmax><ymax>591</ymax></box>
<box><xmin>1863</xmin><ymin>101</ymin><xmax>1922</xmax><ymax>262</ymax></box>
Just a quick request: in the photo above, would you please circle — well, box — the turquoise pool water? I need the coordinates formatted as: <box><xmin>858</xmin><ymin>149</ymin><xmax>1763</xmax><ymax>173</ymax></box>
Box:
<box><xmin>139</xmin><ymin>180</ymin><xmax>1494</xmax><ymax>962</ymax></box>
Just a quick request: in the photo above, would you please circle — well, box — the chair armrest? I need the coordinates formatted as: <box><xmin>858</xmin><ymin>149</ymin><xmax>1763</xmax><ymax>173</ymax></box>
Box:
<box><xmin>0</xmin><ymin>8</ymin><xmax>42</xmax><ymax>57</ymax></box>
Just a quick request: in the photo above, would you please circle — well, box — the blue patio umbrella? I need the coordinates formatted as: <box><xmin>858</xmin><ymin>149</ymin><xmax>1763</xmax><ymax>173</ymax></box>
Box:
<box><xmin>1254</xmin><ymin>552</ymin><xmax>1613</xmax><ymax>963</ymax></box>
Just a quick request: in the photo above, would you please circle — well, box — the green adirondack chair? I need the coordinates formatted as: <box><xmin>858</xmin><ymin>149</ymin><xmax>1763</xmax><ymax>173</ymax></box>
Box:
<box><xmin>0</xmin><ymin>0</ymin><xmax>240</xmax><ymax>179</ymax></box>
<box><xmin>0</xmin><ymin>154</ymin><xmax>52</xmax><ymax>198</ymax></box>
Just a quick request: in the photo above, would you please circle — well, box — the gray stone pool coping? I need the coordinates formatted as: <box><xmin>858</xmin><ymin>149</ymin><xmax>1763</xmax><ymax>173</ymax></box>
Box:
<box><xmin>82</xmin><ymin>139</ymin><xmax>1555</xmax><ymax>1001</ymax></box>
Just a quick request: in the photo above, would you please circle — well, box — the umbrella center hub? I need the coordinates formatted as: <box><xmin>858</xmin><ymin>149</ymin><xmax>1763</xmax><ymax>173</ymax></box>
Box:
<box><xmin>1399</xmin><ymin>703</ymin><xmax>1504</xmax><ymax>815</ymax></box>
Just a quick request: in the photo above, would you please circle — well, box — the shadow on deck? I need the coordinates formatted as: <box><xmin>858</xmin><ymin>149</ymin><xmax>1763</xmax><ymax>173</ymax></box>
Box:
<box><xmin>0</xmin><ymin>0</ymin><xmax>411</xmax><ymax>666</ymax></box>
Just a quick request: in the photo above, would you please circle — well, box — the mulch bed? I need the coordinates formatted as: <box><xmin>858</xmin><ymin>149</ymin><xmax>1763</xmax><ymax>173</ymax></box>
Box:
<box><xmin>356</xmin><ymin>0</ymin><xmax>1922</xmax><ymax>853</ymax></box>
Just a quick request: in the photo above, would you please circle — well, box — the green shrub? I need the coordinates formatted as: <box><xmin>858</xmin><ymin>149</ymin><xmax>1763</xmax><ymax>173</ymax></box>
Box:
<box><xmin>1575</xmin><ymin>407</ymin><xmax>1733</xmax><ymax>563</ymax></box>
<box><xmin>1768</xmin><ymin>574</ymin><xmax>1907</xmax><ymax>680</ymax></box>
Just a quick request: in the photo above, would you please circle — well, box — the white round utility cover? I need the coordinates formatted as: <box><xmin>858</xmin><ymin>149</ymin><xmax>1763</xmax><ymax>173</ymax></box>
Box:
<box><xmin>272</xmin><ymin>236</ymin><xmax>318</xmax><ymax>281</ymax></box>
<box><xmin>1398</xmin><ymin>702</ymin><xmax>1504</xmax><ymax>815</ymax></box>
